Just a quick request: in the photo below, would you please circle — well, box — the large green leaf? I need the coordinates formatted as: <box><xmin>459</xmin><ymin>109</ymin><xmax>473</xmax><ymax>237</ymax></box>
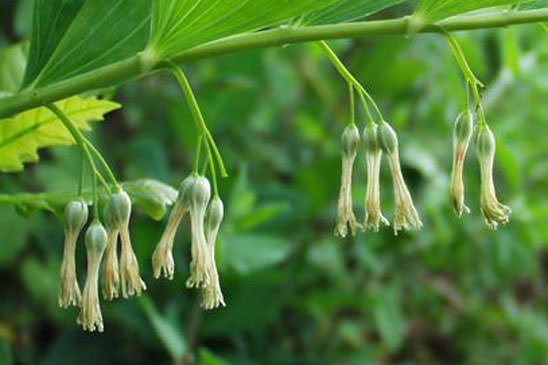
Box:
<box><xmin>0</xmin><ymin>96</ymin><xmax>119</xmax><ymax>172</ymax></box>
<box><xmin>0</xmin><ymin>43</ymin><xmax>28</xmax><ymax>96</ymax></box>
<box><xmin>21</xmin><ymin>0</ymin><xmax>85</xmax><ymax>88</ymax></box>
<box><xmin>147</xmin><ymin>0</ymin><xmax>342</xmax><ymax>60</ymax></box>
<box><xmin>413</xmin><ymin>0</ymin><xmax>536</xmax><ymax>22</ymax></box>
<box><xmin>0</xmin><ymin>179</ymin><xmax>178</xmax><ymax>221</ymax></box>
<box><xmin>302</xmin><ymin>0</ymin><xmax>407</xmax><ymax>25</ymax></box>
<box><xmin>22</xmin><ymin>0</ymin><xmax>150</xmax><ymax>89</ymax></box>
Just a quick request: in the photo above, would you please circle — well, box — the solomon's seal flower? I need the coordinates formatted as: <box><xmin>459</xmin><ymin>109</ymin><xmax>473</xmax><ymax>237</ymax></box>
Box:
<box><xmin>107</xmin><ymin>190</ymin><xmax>146</xmax><ymax>298</ymax></box>
<box><xmin>201</xmin><ymin>195</ymin><xmax>225</xmax><ymax>309</ymax></box>
<box><xmin>450</xmin><ymin>111</ymin><xmax>474</xmax><ymax>217</ymax></box>
<box><xmin>185</xmin><ymin>176</ymin><xmax>212</xmax><ymax>289</ymax></box>
<box><xmin>77</xmin><ymin>222</ymin><xmax>107</xmax><ymax>332</ymax></box>
<box><xmin>152</xmin><ymin>177</ymin><xmax>194</xmax><ymax>280</ymax></box>
<box><xmin>362</xmin><ymin>124</ymin><xmax>389</xmax><ymax>232</ymax></box>
<box><xmin>334</xmin><ymin>124</ymin><xmax>361</xmax><ymax>238</ymax></box>
<box><xmin>59</xmin><ymin>200</ymin><xmax>88</xmax><ymax>308</ymax></box>
<box><xmin>101</xmin><ymin>204</ymin><xmax>120</xmax><ymax>301</ymax></box>
<box><xmin>476</xmin><ymin>124</ymin><xmax>512</xmax><ymax>229</ymax></box>
<box><xmin>379</xmin><ymin>121</ymin><xmax>423</xmax><ymax>235</ymax></box>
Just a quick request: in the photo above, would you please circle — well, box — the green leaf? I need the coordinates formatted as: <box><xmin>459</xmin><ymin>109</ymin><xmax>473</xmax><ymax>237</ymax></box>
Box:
<box><xmin>0</xmin><ymin>96</ymin><xmax>119</xmax><ymax>172</ymax></box>
<box><xmin>199</xmin><ymin>348</ymin><xmax>229</xmax><ymax>365</ymax></box>
<box><xmin>139</xmin><ymin>296</ymin><xmax>186</xmax><ymax>361</ymax></box>
<box><xmin>302</xmin><ymin>0</ymin><xmax>407</xmax><ymax>25</ymax></box>
<box><xmin>373</xmin><ymin>287</ymin><xmax>405</xmax><ymax>351</ymax></box>
<box><xmin>22</xmin><ymin>0</ymin><xmax>150</xmax><ymax>89</ymax></box>
<box><xmin>147</xmin><ymin>0</ymin><xmax>341</xmax><ymax>59</ymax></box>
<box><xmin>222</xmin><ymin>234</ymin><xmax>292</xmax><ymax>274</ymax></box>
<box><xmin>123</xmin><ymin>179</ymin><xmax>178</xmax><ymax>221</ymax></box>
<box><xmin>0</xmin><ymin>179</ymin><xmax>178</xmax><ymax>221</ymax></box>
<box><xmin>0</xmin><ymin>206</ymin><xmax>28</xmax><ymax>267</ymax></box>
<box><xmin>0</xmin><ymin>43</ymin><xmax>28</xmax><ymax>95</ymax></box>
<box><xmin>21</xmin><ymin>0</ymin><xmax>85</xmax><ymax>88</ymax></box>
<box><xmin>519</xmin><ymin>0</ymin><xmax>548</xmax><ymax>9</ymax></box>
<box><xmin>413</xmin><ymin>0</ymin><xmax>536</xmax><ymax>23</ymax></box>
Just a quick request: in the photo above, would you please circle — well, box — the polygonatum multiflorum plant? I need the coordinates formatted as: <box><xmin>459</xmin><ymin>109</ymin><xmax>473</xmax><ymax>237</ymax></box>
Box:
<box><xmin>0</xmin><ymin>0</ymin><xmax>548</xmax><ymax>332</ymax></box>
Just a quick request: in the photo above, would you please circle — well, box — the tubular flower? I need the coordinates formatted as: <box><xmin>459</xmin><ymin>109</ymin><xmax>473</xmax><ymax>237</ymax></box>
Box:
<box><xmin>450</xmin><ymin>111</ymin><xmax>474</xmax><ymax>217</ymax></box>
<box><xmin>201</xmin><ymin>196</ymin><xmax>225</xmax><ymax>310</ymax></box>
<box><xmin>101</xmin><ymin>205</ymin><xmax>120</xmax><ymax>301</ymax></box>
<box><xmin>77</xmin><ymin>222</ymin><xmax>107</xmax><ymax>332</ymax></box>
<box><xmin>185</xmin><ymin>176</ymin><xmax>212</xmax><ymax>289</ymax></box>
<box><xmin>362</xmin><ymin>124</ymin><xmax>389</xmax><ymax>232</ymax></box>
<box><xmin>59</xmin><ymin>200</ymin><xmax>88</xmax><ymax>308</ymax></box>
<box><xmin>476</xmin><ymin>124</ymin><xmax>512</xmax><ymax>229</ymax></box>
<box><xmin>334</xmin><ymin>124</ymin><xmax>361</xmax><ymax>238</ymax></box>
<box><xmin>379</xmin><ymin>121</ymin><xmax>423</xmax><ymax>235</ymax></box>
<box><xmin>152</xmin><ymin>177</ymin><xmax>194</xmax><ymax>280</ymax></box>
<box><xmin>108</xmin><ymin>190</ymin><xmax>146</xmax><ymax>298</ymax></box>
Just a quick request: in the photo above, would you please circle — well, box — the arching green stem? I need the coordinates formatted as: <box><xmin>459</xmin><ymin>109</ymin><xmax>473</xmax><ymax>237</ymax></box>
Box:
<box><xmin>46</xmin><ymin>104</ymin><xmax>101</xmax><ymax>218</ymax></box>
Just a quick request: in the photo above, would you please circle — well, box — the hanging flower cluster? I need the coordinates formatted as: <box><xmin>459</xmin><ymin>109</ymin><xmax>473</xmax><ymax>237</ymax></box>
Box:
<box><xmin>335</xmin><ymin>121</ymin><xmax>423</xmax><ymax>237</ymax></box>
<box><xmin>449</xmin><ymin>112</ymin><xmax>511</xmax><ymax>229</ymax></box>
<box><xmin>58</xmin><ymin>188</ymin><xmax>146</xmax><ymax>332</ymax></box>
<box><xmin>152</xmin><ymin>175</ymin><xmax>225</xmax><ymax>309</ymax></box>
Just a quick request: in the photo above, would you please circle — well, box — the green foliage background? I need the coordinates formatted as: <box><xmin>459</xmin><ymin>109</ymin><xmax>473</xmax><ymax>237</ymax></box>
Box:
<box><xmin>2</xmin><ymin>1</ymin><xmax>548</xmax><ymax>364</ymax></box>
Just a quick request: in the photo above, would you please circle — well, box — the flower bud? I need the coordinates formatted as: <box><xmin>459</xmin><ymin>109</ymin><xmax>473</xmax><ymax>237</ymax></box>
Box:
<box><xmin>362</xmin><ymin>124</ymin><xmax>389</xmax><ymax>231</ymax></box>
<box><xmin>65</xmin><ymin>200</ymin><xmax>89</xmax><ymax>234</ymax></box>
<box><xmin>106</xmin><ymin>190</ymin><xmax>131</xmax><ymax>226</ymax></box>
<box><xmin>379</xmin><ymin>121</ymin><xmax>398</xmax><ymax>155</ymax></box>
<box><xmin>201</xmin><ymin>196</ymin><xmax>225</xmax><ymax>309</ymax></box>
<box><xmin>186</xmin><ymin>177</ymin><xmax>212</xmax><ymax>289</ymax></box>
<box><xmin>450</xmin><ymin>112</ymin><xmax>474</xmax><ymax>217</ymax></box>
<box><xmin>105</xmin><ymin>190</ymin><xmax>146</xmax><ymax>298</ymax></box>
<box><xmin>475</xmin><ymin>124</ymin><xmax>511</xmax><ymax>229</ymax></box>
<box><xmin>334</xmin><ymin>125</ymin><xmax>361</xmax><ymax>238</ymax></box>
<box><xmin>341</xmin><ymin>124</ymin><xmax>360</xmax><ymax>157</ymax></box>
<box><xmin>152</xmin><ymin>176</ymin><xmax>195</xmax><ymax>280</ymax></box>
<box><xmin>379</xmin><ymin>121</ymin><xmax>422</xmax><ymax>235</ymax></box>
<box><xmin>77</xmin><ymin>222</ymin><xmax>107</xmax><ymax>332</ymax></box>
<box><xmin>59</xmin><ymin>200</ymin><xmax>88</xmax><ymax>308</ymax></box>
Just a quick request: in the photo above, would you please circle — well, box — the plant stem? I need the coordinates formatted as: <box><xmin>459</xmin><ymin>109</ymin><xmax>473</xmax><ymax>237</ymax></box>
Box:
<box><xmin>317</xmin><ymin>41</ymin><xmax>383</xmax><ymax>121</ymax></box>
<box><xmin>46</xmin><ymin>104</ymin><xmax>100</xmax><ymax>218</ymax></box>
<box><xmin>2</xmin><ymin>9</ymin><xmax>548</xmax><ymax>118</ymax></box>
<box><xmin>83</xmin><ymin>139</ymin><xmax>119</xmax><ymax>188</ymax></box>
<box><xmin>170</xmin><ymin>65</ymin><xmax>227</xmax><ymax>181</ymax></box>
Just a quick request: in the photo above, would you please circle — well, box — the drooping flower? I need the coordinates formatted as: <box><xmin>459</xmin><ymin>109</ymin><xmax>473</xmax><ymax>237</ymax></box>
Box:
<box><xmin>185</xmin><ymin>176</ymin><xmax>212</xmax><ymax>289</ymax></box>
<box><xmin>379</xmin><ymin>121</ymin><xmax>423</xmax><ymax>235</ymax></box>
<box><xmin>362</xmin><ymin>124</ymin><xmax>389</xmax><ymax>232</ymax></box>
<box><xmin>450</xmin><ymin>111</ymin><xmax>474</xmax><ymax>217</ymax></box>
<box><xmin>201</xmin><ymin>195</ymin><xmax>225</xmax><ymax>310</ymax></box>
<box><xmin>107</xmin><ymin>190</ymin><xmax>146</xmax><ymax>298</ymax></box>
<box><xmin>334</xmin><ymin>124</ymin><xmax>361</xmax><ymax>238</ymax></box>
<box><xmin>77</xmin><ymin>222</ymin><xmax>107</xmax><ymax>332</ymax></box>
<box><xmin>152</xmin><ymin>177</ymin><xmax>194</xmax><ymax>280</ymax></box>
<box><xmin>475</xmin><ymin>124</ymin><xmax>512</xmax><ymax>229</ymax></box>
<box><xmin>101</xmin><ymin>204</ymin><xmax>120</xmax><ymax>301</ymax></box>
<box><xmin>59</xmin><ymin>200</ymin><xmax>88</xmax><ymax>308</ymax></box>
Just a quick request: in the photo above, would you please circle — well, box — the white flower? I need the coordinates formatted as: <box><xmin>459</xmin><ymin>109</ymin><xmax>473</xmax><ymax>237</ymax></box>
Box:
<box><xmin>59</xmin><ymin>200</ymin><xmax>88</xmax><ymax>308</ymax></box>
<box><xmin>152</xmin><ymin>177</ymin><xmax>193</xmax><ymax>280</ymax></box>
<box><xmin>77</xmin><ymin>222</ymin><xmax>107</xmax><ymax>332</ymax></box>
<box><xmin>101</xmin><ymin>205</ymin><xmax>120</xmax><ymax>301</ymax></box>
<box><xmin>334</xmin><ymin>124</ymin><xmax>361</xmax><ymax>238</ymax></box>
<box><xmin>476</xmin><ymin>124</ymin><xmax>512</xmax><ymax>229</ymax></box>
<box><xmin>362</xmin><ymin>124</ymin><xmax>389</xmax><ymax>232</ymax></box>
<box><xmin>379</xmin><ymin>121</ymin><xmax>423</xmax><ymax>235</ymax></box>
<box><xmin>450</xmin><ymin>112</ymin><xmax>474</xmax><ymax>217</ymax></box>
<box><xmin>106</xmin><ymin>190</ymin><xmax>146</xmax><ymax>298</ymax></box>
<box><xmin>185</xmin><ymin>176</ymin><xmax>212</xmax><ymax>289</ymax></box>
<box><xmin>201</xmin><ymin>196</ymin><xmax>225</xmax><ymax>309</ymax></box>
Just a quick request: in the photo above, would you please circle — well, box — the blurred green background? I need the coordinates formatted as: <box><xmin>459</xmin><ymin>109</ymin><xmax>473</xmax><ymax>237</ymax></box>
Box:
<box><xmin>2</xmin><ymin>1</ymin><xmax>548</xmax><ymax>364</ymax></box>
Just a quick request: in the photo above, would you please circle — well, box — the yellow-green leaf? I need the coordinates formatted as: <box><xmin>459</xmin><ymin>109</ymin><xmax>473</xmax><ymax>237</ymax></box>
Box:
<box><xmin>0</xmin><ymin>96</ymin><xmax>120</xmax><ymax>172</ymax></box>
